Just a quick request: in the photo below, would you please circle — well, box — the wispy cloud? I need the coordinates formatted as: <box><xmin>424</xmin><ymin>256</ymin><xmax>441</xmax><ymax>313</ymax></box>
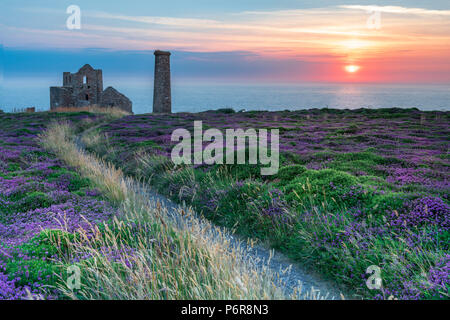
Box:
<box><xmin>88</xmin><ymin>10</ymin><xmax>370</xmax><ymax>37</ymax></box>
<box><xmin>90</xmin><ymin>12</ymin><xmax>220</xmax><ymax>28</ymax></box>
<box><xmin>339</xmin><ymin>5</ymin><xmax>450</xmax><ymax>16</ymax></box>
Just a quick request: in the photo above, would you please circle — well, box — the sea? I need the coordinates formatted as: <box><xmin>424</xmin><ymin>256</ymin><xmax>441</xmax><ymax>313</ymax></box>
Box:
<box><xmin>1</xmin><ymin>77</ymin><xmax>449</xmax><ymax>114</ymax></box>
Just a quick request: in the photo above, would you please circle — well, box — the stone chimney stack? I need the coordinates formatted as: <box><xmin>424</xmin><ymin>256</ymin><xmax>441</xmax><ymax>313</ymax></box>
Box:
<box><xmin>153</xmin><ymin>50</ymin><xmax>172</xmax><ymax>113</ymax></box>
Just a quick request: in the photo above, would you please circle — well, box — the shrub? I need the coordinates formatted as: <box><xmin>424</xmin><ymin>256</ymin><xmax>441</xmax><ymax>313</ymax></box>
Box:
<box><xmin>275</xmin><ymin>165</ymin><xmax>307</xmax><ymax>183</ymax></box>
<box><xmin>212</xmin><ymin>163</ymin><xmax>264</xmax><ymax>181</ymax></box>
<box><xmin>392</xmin><ymin>196</ymin><xmax>450</xmax><ymax>229</ymax></box>
<box><xmin>48</xmin><ymin>169</ymin><xmax>91</xmax><ymax>192</ymax></box>
<box><xmin>368</xmin><ymin>192</ymin><xmax>410</xmax><ymax>217</ymax></box>
<box><xmin>2</xmin><ymin>231</ymin><xmax>71</xmax><ymax>295</ymax></box>
<box><xmin>280</xmin><ymin>169</ymin><xmax>359</xmax><ymax>205</ymax></box>
<box><xmin>16</xmin><ymin>191</ymin><xmax>53</xmax><ymax>212</ymax></box>
<box><xmin>214</xmin><ymin>181</ymin><xmax>272</xmax><ymax>237</ymax></box>
<box><xmin>216</xmin><ymin>108</ymin><xmax>235</xmax><ymax>114</ymax></box>
<box><xmin>67</xmin><ymin>173</ymin><xmax>91</xmax><ymax>192</ymax></box>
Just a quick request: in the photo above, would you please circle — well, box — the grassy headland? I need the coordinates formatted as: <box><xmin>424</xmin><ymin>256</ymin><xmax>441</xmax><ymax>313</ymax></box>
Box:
<box><xmin>0</xmin><ymin>111</ymin><xmax>294</xmax><ymax>299</ymax></box>
<box><xmin>82</xmin><ymin>108</ymin><xmax>449</xmax><ymax>300</ymax></box>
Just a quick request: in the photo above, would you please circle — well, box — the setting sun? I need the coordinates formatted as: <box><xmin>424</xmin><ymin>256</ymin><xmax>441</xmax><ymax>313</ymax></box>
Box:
<box><xmin>345</xmin><ymin>65</ymin><xmax>360</xmax><ymax>73</ymax></box>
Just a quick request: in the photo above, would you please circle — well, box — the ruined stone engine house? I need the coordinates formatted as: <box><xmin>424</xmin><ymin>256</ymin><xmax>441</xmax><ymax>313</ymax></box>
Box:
<box><xmin>50</xmin><ymin>64</ymin><xmax>132</xmax><ymax>113</ymax></box>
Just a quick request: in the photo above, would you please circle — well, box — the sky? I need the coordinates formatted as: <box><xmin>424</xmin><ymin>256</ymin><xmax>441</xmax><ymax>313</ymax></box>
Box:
<box><xmin>1</xmin><ymin>0</ymin><xmax>450</xmax><ymax>83</ymax></box>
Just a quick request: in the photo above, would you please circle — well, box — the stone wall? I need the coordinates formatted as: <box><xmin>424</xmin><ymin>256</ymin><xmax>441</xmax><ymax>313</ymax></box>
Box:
<box><xmin>50</xmin><ymin>86</ymin><xmax>74</xmax><ymax>109</ymax></box>
<box><xmin>101</xmin><ymin>87</ymin><xmax>132</xmax><ymax>113</ymax></box>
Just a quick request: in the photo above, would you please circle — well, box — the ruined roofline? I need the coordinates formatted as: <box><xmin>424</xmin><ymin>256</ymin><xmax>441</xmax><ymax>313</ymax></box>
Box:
<box><xmin>62</xmin><ymin>64</ymin><xmax>96</xmax><ymax>75</ymax></box>
<box><xmin>79</xmin><ymin>63</ymin><xmax>95</xmax><ymax>71</ymax></box>
<box><xmin>102</xmin><ymin>86</ymin><xmax>132</xmax><ymax>102</ymax></box>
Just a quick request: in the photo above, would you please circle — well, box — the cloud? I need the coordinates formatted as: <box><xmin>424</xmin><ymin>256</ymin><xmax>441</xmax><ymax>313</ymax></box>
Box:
<box><xmin>87</xmin><ymin>10</ymin><xmax>365</xmax><ymax>38</ymax></box>
<box><xmin>339</xmin><ymin>5</ymin><xmax>450</xmax><ymax>16</ymax></box>
<box><xmin>89</xmin><ymin>12</ymin><xmax>220</xmax><ymax>28</ymax></box>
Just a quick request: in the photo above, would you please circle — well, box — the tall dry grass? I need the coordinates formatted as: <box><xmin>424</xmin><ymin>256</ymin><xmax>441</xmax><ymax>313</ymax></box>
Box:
<box><xmin>51</xmin><ymin>105</ymin><xmax>131</xmax><ymax>118</ymax></box>
<box><xmin>39</xmin><ymin>122</ymin><xmax>319</xmax><ymax>300</ymax></box>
